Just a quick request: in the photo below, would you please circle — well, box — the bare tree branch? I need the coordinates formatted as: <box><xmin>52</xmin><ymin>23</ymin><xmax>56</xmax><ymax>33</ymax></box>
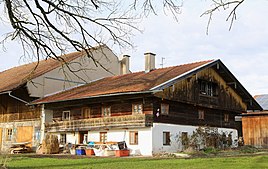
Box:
<box><xmin>201</xmin><ymin>0</ymin><xmax>245</xmax><ymax>35</ymax></box>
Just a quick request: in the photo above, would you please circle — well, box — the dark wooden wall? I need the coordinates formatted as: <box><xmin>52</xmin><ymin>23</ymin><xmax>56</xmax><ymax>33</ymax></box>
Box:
<box><xmin>51</xmin><ymin>98</ymin><xmax>154</xmax><ymax>121</ymax></box>
<box><xmin>156</xmin><ymin>67</ymin><xmax>247</xmax><ymax>113</ymax></box>
<box><xmin>0</xmin><ymin>88</ymin><xmax>41</xmax><ymax>122</ymax></box>
<box><xmin>153</xmin><ymin>98</ymin><xmax>241</xmax><ymax>131</ymax></box>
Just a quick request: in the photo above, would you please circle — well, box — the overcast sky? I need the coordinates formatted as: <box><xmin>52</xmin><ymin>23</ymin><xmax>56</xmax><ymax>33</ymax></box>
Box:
<box><xmin>0</xmin><ymin>1</ymin><xmax>268</xmax><ymax>96</ymax></box>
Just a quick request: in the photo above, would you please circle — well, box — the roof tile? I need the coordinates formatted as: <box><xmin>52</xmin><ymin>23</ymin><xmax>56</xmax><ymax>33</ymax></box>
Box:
<box><xmin>34</xmin><ymin>60</ymin><xmax>214</xmax><ymax>104</ymax></box>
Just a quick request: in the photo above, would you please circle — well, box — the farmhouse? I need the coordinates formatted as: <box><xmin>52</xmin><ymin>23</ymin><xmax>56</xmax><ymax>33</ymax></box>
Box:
<box><xmin>33</xmin><ymin>53</ymin><xmax>261</xmax><ymax>156</ymax></box>
<box><xmin>0</xmin><ymin>45</ymin><xmax>127</xmax><ymax>151</ymax></box>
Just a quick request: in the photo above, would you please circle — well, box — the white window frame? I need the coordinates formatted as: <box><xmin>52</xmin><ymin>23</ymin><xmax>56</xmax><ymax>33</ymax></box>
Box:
<box><xmin>62</xmin><ymin>111</ymin><xmax>70</xmax><ymax>120</ymax></box>
<box><xmin>6</xmin><ymin>128</ymin><xmax>13</xmax><ymax>141</ymax></box>
<box><xmin>132</xmin><ymin>104</ymin><xmax>143</xmax><ymax>114</ymax></box>
<box><xmin>102</xmin><ymin>106</ymin><xmax>111</xmax><ymax>117</ymax></box>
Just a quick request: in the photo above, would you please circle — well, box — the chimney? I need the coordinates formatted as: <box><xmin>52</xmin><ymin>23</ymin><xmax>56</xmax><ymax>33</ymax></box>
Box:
<box><xmin>120</xmin><ymin>55</ymin><xmax>130</xmax><ymax>75</ymax></box>
<box><xmin>144</xmin><ymin>52</ymin><xmax>156</xmax><ymax>72</ymax></box>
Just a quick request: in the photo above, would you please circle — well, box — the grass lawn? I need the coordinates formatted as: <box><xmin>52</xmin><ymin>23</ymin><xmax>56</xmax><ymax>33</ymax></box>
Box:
<box><xmin>2</xmin><ymin>154</ymin><xmax>268</xmax><ymax>169</ymax></box>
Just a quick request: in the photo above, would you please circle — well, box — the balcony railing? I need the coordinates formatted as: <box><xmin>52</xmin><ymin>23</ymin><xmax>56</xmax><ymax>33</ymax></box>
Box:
<box><xmin>45</xmin><ymin>114</ymin><xmax>153</xmax><ymax>132</ymax></box>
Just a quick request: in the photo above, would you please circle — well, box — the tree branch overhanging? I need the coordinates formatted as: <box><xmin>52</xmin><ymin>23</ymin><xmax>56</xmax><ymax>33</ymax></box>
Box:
<box><xmin>201</xmin><ymin>0</ymin><xmax>245</xmax><ymax>35</ymax></box>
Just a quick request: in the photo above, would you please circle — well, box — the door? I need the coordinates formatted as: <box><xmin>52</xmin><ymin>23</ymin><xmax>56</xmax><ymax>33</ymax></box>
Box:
<box><xmin>79</xmin><ymin>131</ymin><xmax>88</xmax><ymax>144</ymax></box>
<box><xmin>16</xmin><ymin>126</ymin><xmax>33</xmax><ymax>147</ymax></box>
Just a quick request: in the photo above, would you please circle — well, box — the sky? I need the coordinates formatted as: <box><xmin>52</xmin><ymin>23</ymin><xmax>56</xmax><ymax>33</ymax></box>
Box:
<box><xmin>0</xmin><ymin>1</ymin><xmax>268</xmax><ymax>96</ymax></box>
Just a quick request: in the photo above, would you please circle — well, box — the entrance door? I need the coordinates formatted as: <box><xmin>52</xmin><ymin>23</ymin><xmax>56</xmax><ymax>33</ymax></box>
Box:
<box><xmin>78</xmin><ymin>131</ymin><xmax>88</xmax><ymax>144</ymax></box>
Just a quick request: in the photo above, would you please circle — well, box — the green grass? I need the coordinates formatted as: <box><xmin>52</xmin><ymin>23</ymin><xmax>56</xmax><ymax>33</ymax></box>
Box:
<box><xmin>3</xmin><ymin>155</ymin><xmax>268</xmax><ymax>169</ymax></box>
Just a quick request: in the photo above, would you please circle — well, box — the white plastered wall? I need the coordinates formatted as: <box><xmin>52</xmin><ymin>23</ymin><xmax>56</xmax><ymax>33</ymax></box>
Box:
<box><xmin>64</xmin><ymin>128</ymin><xmax>154</xmax><ymax>156</ymax></box>
<box><xmin>152</xmin><ymin>123</ymin><xmax>238</xmax><ymax>154</ymax></box>
<box><xmin>27</xmin><ymin>46</ymin><xmax>121</xmax><ymax>98</ymax></box>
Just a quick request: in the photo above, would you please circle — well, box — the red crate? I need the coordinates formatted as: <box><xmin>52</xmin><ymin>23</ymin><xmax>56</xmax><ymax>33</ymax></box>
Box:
<box><xmin>115</xmin><ymin>150</ymin><xmax>130</xmax><ymax>157</ymax></box>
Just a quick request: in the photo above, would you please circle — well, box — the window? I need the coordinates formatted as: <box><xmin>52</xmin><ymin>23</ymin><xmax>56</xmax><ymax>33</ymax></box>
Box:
<box><xmin>100</xmin><ymin>132</ymin><xmax>107</xmax><ymax>143</ymax></box>
<box><xmin>199</xmin><ymin>80</ymin><xmax>218</xmax><ymax>96</ymax></box>
<box><xmin>181</xmin><ymin>132</ymin><xmax>188</xmax><ymax>146</ymax></box>
<box><xmin>102</xmin><ymin>106</ymin><xmax>111</xmax><ymax>117</ymax></box>
<box><xmin>6</xmin><ymin>128</ymin><xmax>13</xmax><ymax>141</ymax></box>
<box><xmin>34</xmin><ymin>127</ymin><xmax>41</xmax><ymax>142</ymax></box>
<box><xmin>198</xmin><ymin>110</ymin><xmax>205</xmax><ymax>120</ymax></box>
<box><xmin>224</xmin><ymin>114</ymin><xmax>229</xmax><ymax>122</ymax></box>
<box><xmin>60</xmin><ymin>134</ymin><xmax>67</xmax><ymax>144</ymax></box>
<box><xmin>163</xmin><ymin>131</ymin><xmax>170</xmax><ymax>145</ymax></box>
<box><xmin>161</xmin><ymin>103</ymin><xmax>169</xmax><ymax>115</ymax></box>
<box><xmin>132</xmin><ymin>104</ymin><xmax>143</xmax><ymax>114</ymax></box>
<box><xmin>62</xmin><ymin>111</ymin><xmax>70</xmax><ymax>120</ymax></box>
<box><xmin>129</xmin><ymin>131</ymin><xmax>138</xmax><ymax>145</ymax></box>
<box><xmin>82</xmin><ymin>107</ymin><xmax>91</xmax><ymax>118</ymax></box>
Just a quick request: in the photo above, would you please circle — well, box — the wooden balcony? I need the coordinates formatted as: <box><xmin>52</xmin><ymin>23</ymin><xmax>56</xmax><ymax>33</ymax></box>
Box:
<box><xmin>45</xmin><ymin>114</ymin><xmax>153</xmax><ymax>132</ymax></box>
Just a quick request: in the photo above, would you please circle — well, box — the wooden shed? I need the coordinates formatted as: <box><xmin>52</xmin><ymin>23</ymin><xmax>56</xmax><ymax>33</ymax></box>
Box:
<box><xmin>242</xmin><ymin>112</ymin><xmax>268</xmax><ymax>148</ymax></box>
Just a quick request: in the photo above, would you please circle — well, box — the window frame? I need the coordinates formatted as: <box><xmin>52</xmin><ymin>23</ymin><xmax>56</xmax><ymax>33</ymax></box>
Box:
<box><xmin>224</xmin><ymin>113</ymin><xmax>229</xmax><ymax>122</ymax></box>
<box><xmin>62</xmin><ymin>110</ymin><xmax>70</xmax><ymax>121</ymax></box>
<box><xmin>181</xmin><ymin>132</ymin><xmax>188</xmax><ymax>146</ymax></box>
<box><xmin>60</xmin><ymin>133</ymin><xmax>67</xmax><ymax>145</ymax></box>
<box><xmin>161</xmin><ymin>103</ymin><xmax>169</xmax><ymax>115</ymax></box>
<box><xmin>82</xmin><ymin>107</ymin><xmax>91</xmax><ymax>118</ymax></box>
<box><xmin>102</xmin><ymin>106</ymin><xmax>111</xmax><ymax>117</ymax></box>
<box><xmin>132</xmin><ymin>103</ymin><xmax>143</xmax><ymax>114</ymax></box>
<box><xmin>129</xmin><ymin>131</ymin><xmax>138</xmax><ymax>145</ymax></box>
<box><xmin>163</xmin><ymin>131</ymin><xmax>171</xmax><ymax>146</ymax></box>
<box><xmin>6</xmin><ymin>128</ymin><xmax>13</xmax><ymax>141</ymax></box>
<box><xmin>198</xmin><ymin>110</ymin><xmax>205</xmax><ymax>120</ymax></box>
<box><xmin>199</xmin><ymin>79</ymin><xmax>218</xmax><ymax>97</ymax></box>
<box><xmin>100</xmin><ymin>132</ymin><xmax>107</xmax><ymax>143</ymax></box>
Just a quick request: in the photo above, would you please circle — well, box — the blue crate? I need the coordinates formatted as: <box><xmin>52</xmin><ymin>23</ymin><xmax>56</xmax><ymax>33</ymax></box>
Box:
<box><xmin>76</xmin><ymin>149</ymin><xmax>86</xmax><ymax>155</ymax></box>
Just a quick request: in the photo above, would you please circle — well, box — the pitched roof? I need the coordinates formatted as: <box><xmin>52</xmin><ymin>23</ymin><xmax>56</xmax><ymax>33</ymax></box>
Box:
<box><xmin>0</xmin><ymin>51</ymin><xmax>84</xmax><ymax>93</ymax></box>
<box><xmin>254</xmin><ymin>94</ymin><xmax>268</xmax><ymax>110</ymax></box>
<box><xmin>0</xmin><ymin>45</ymin><xmax>107</xmax><ymax>93</ymax></box>
<box><xmin>33</xmin><ymin>60</ymin><xmax>214</xmax><ymax>104</ymax></box>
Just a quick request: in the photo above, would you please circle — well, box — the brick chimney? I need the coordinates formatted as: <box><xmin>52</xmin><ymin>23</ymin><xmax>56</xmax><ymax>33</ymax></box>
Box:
<box><xmin>144</xmin><ymin>52</ymin><xmax>155</xmax><ymax>73</ymax></box>
<box><xmin>120</xmin><ymin>55</ymin><xmax>130</xmax><ymax>75</ymax></box>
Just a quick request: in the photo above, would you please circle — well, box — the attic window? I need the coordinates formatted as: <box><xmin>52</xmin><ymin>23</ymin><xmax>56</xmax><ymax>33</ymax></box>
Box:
<box><xmin>199</xmin><ymin>80</ymin><xmax>218</xmax><ymax>97</ymax></box>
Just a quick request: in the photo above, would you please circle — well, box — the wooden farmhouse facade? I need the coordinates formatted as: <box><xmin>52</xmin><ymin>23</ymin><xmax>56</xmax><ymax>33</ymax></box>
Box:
<box><xmin>33</xmin><ymin>56</ymin><xmax>261</xmax><ymax>156</ymax></box>
<box><xmin>0</xmin><ymin>45</ymin><xmax>127</xmax><ymax>151</ymax></box>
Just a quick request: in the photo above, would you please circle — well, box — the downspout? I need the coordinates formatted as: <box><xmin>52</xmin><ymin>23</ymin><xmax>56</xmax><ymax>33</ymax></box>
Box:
<box><xmin>0</xmin><ymin>91</ymin><xmax>29</xmax><ymax>104</ymax></box>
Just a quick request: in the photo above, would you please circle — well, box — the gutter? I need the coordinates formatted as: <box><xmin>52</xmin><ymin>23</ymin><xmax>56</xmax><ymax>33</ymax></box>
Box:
<box><xmin>0</xmin><ymin>91</ymin><xmax>29</xmax><ymax>104</ymax></box>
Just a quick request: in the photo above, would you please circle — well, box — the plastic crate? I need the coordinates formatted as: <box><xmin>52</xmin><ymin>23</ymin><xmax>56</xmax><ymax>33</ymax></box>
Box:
<box><xmin>115</xmin><ymin>150</ymin><xmax>130</xmax><ymax>157</ymax></box>
<box><xmin>76</xmin><ymin>149</ymin><xmax>86</xmax><ymax>155</ymax></box>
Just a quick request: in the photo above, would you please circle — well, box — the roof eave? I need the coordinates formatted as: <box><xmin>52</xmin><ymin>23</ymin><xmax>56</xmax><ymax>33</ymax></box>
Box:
<box><xmin>31</xmin><ymin>90</ymin><xmax>156</xmax><ymax>105</ymax></box>
<box><xmin>150</xmin><ymin>60</ymin><xmax>217</xmax><ymax>91</ymax></box>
